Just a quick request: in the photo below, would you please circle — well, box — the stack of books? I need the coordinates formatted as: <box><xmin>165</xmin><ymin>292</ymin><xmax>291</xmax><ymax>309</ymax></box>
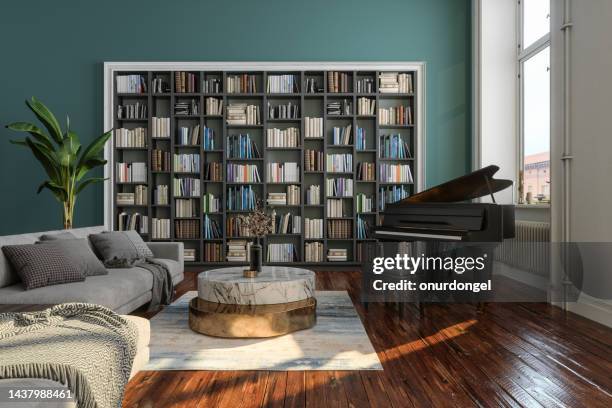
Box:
<box><xmin>117</xmin><ymin>102</ymin><xmax>147</xmax><ymax>119</ymax></box>
<box><xmin>134</xmin><ymin>185</ymin><xmax>147</xmax><ymax>205</ymax></box>
<box><xmin>227</xmin><ymin>216</ymin><xmax>251</xmax><ymax>237</ymax></box>
<box><xmin>287</xmin><ymin>185</ymin><xmax>300</xmax><ymax>205</ymax></box>
<box><xmin>184</xmin><ymin>249</ymin><xmax>196</xmax><ymax>262</ymax></box>
<box><xmin>227</xmin><ymin>163</ymin><xmax>261</xmax><ymax>183</ymax></box>
<box><xmin>378</xmin><ymin>106</ymin><xmax>413</xmax><ymax>125</ymax></box>
<box><xmin>331</xmin><ymin>125</ymin><xmax>352</xmax><ymax>145</ymax></box>
<box><xmin>267</xmin><ymin>192</ymin><xmax>286</xmax><ymax>206</ymax></box>
<box><xmin>117</xmin><ymin>213</ymin><xmax>148</xmax><ymax>234</ymax></box>
<box><xmin>227</xmin><ymin>240</ymin><xmax>252</xmax><ymax>262</ymax></box>
<box><xmin>305</xmin><ymin>218</ymin><xmax>323</xmax><ymax>239</ymax></box>
<box><xmin>356</xmin><ymin>77</ymin><xmax>374</xmax><ymax>93</ymax></box>
<box><xmin>152</xmin><ymin>149</ymin><xmax>171</xmax><ymax>172</ymax></box>
<box><xmin>203</xmin><ymin>215</ymin><xmax>222</xmax><ymax>239</ymax></box>
<box><xmin>203</xmin><ymin>193</ymin><xmax>220</xmax><ymax>213</ymax></box>
<box><xmin>356</xmin><ymin>127</ymin><xmax>367</xmax><ymax>150</ymax></box>
<box><xmin>152</xmin><ymin>117</ymin><xmax>170</xmax><ymax>138</ymax></box>
<box><xmin>202</xmin><ymin>78</ymin><xmax>221</xmax><ymax>94</ymax></box>
<box><xmin>326</xmin><ymin>178</ymin><xmax>353</xmax><ymax>197</ymax></box>
<box><xmin>227</xmin><ymin>186</ymin><xmax>257</xmax><ymax>211</ymax></box>
<box><xmin>154</xmin><ymin>185</ymin><xmax>169</xmax><ymax>205</ymax></box>
<box><xmin>203</xmin><ymin>127</ymin><xmax>216</xmax><ymax>150</ymax></box>
<box><xmin>177</xmin><ymin>125</ymin><xmax>200</xmax><ymax>145</ymax></box>
<box><xmin>204</xmin><ymin>162</ymin><xmax>222</xmax><ymax>181</ymax></box>
<box><xmin>226</xmin><ymin>75</ymin><xmax>257</xmax><ymax>94</ymax></box>
<box><xmin>267</xmin><ymin>75</ymin><xmax>299</xmax><ymax>93</ymax></box>
<box><xmin>175</xmin><ymin>199</ymin><xmax>197</xmax><ymax>218</ymax></box>
<box><xmin>174</xmin><ymin>154</ymin><xmax>200</xmax><ymax>173</ymax></box>
<box><xmin>205</xmin><ymin>97</ymin><xmax>223</xmax><ymax>115</ymax></box>
<box><xmin>305</xmin><ymin>149</ymin><xmax>324</xmax><ymax>172</ymax></box>
<box><xmin>175</xmin><ymin>219</ymin><xmax>200</xmax><ymax>239</ymax></box>
<box><xmin>327</xmin><ymin>199</ymin><xmax>345</xmax><ymax>218</ymax></box>
<box><xmin>226</xmin><ymin>134</ymin><xmax>260</xmax><ymax>158</ymax></box>
<box><xmin>227</xmin><ymin>103</ymin><xmax>261</xmax><ymax>125</ymax></box>
<box><xmin>204</xmin><ymin>243</ymin><xmax>223</xmax><ymax>262</ymax></box>
<box><xmin>174</xmin><ymin>177</ymin><xmax>199</xmax><ymax>197</ymax></box>
<box><xmin>306</xmin><ymin>185</ymin><xmax>321</xmax><ymax>205</ymax></box>
<box><xmin>116</xmin><ymin>75</ymin><xmax>146</xmax><ymax>93</ymax></box>
<box><xmin>267</xmin><ymin>243</ymin><xmax>297</xmax><ymax>262</ymax></box>
<box><xmin>327</xmin><ymin>99</ymin><xmax>352</xmax><ymax>115</ymax></box>
<box><xmin>327</xmin><ymin>219</ymin><xmax>352</xmax><ymax>239</ymax></box>
<box><xmin>115</xmin><ymin>128</ymin><xmax>147</xmax><ymax>148</ymax></box>
<box><xmin>175</xmin><ymin>72</ymin><xmax>198</xmax><ymax>93</ymax></box>
<box><xmin>174</xmin><ymin>99</ymin><xmax>199</xmax><ymax>115</ymax></box>
<box><xmin>379</xmin><ymin>186</ymin><xmax>410</xmax><ymax>210</ymax></box>
<box><xmin>152</xmin><ymin>218</ymin><xmax>170</xmax><ymax>239</ymax></box>
<box><xmin>327</xmin><ymin>72</ymin><xmax>350</xmax><ymax>93</ymax></box>
<box><xmin>326</xmin><ymin>154</ymin><xmax>352</xmax><ymax>173</ymax></box>
<box><xmin>379</xmin><ymin>163</ymin><xmax>414</xmax><ymax>183</ymax></box>
<box><xmin>116</xmin><ymin>162</ymin><xmax>147</xmax><ymax>183</ymax></box>
<box><xmin>357</xmin><ymin>162</ymin><xmax>376</xmax><ymax>181</ymax></box>
<box><xmin>379</xmin><ymin>72</ymin><xmax>413</xmax><ymax>93</ymax></box>
<box><xmin>273</xmin><ymin>213</ymin><xmax>301</xmax><ymax>234</ymax></box>
<box><xmin>356</xmin><ymin>193</ymin><xmax>374</xmax><ymax>213</ymax></box>
<box><xmin>357</xmin><ymin>216</ymin><xmax>370</xmax><ymax>239</ymax></box>
<box><xmin>267</xmin><ymin>162</ymin><xmax>299</xmax><ymax>183</ymax></box>
<box><xmin>117</xmin><ymin>193</ymin><xmax>135</xmax><ymax>206</ymax></box>
<box><xmin>152</xmin><ymin>76</ymin><xmax>170</xmax><ymax>94</ymax></box>
<box><xmin>357</xmin><ymin>98</ymin><xmax>376</xmax><ymax>115</ymax></box>
<box><xmin>267</xmin><ymin>128</ymin><xmax>299</xmax><ymax>148</ymax></box>
<box><xmin>327</xmin><ymin>248</ymin><xmax>348</xmax><ymax>262</ymax></box>
<box><xmin>304</xmin><ymin>117</ymin><xmax>323</xmax><ymax>138</ymax></box>
<box><xmin>305</xmin><ymin>242</ymin><xmax>324</xmax><ymax>262</ymax></box>
<box><xmin>267</xmin><ymin>101</ymin><xmax>299</xmax><ymax>119</ymax></box>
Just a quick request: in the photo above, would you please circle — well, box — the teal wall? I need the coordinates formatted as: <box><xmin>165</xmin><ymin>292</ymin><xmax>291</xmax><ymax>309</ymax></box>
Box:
<box><xmin>0</xmin><ymin>0</ymin><xmax>471</xmax><ymax>235</ymax></box>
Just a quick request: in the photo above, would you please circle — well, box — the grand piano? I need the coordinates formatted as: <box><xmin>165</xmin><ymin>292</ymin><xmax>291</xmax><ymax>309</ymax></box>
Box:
<box><xmin>363</xmin><ymin>165</ymin><xmax>515</xmax><ymax>310</ymax></box>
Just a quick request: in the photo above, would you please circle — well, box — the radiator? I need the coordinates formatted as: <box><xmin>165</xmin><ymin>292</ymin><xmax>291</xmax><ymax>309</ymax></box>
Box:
<box><xmin>495</xmin><ymin>221</ymin><xmax>550</xmax><ymax>276</ymax></box>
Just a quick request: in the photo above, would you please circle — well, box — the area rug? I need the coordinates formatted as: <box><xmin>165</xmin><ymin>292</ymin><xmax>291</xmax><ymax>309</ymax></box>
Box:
<box><xmin>145</xmin><ymin>291</ymin><xmax>382</xmax><ymax>371</ymax></box>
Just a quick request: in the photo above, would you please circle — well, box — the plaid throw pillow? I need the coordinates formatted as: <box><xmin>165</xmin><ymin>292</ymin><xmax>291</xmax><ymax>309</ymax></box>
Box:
<box><xmin>1</xmin><ymin>244</ymin><xmax>85</xmax><ymax>290</ymax></box>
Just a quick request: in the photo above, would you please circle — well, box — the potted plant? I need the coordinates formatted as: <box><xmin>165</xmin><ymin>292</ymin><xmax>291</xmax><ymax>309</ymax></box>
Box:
<box><xmin>239</xmin><ymin>203</ymin><xmax>274</xmax><ymax>275</ymax></box>
<box><xmin>5</xmin><ymin>97</ymin><xmax>111</xmax><ymax>229</ymax></box>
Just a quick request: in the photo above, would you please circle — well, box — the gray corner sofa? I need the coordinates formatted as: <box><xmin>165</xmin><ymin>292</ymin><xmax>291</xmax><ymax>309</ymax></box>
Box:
<box><xmin>0</xmin><ymin>226</ymin><xmax>184</xmax><ymax>314</ymax></box>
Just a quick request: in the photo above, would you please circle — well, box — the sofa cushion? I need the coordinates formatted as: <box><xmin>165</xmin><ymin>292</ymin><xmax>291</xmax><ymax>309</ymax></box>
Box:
<box><xmin>89</xmin><ymin>231</ymin><xmax>154</xmax><ymax>267</ymax></box>
<box><xmin>0</xmin><ymin>267</ymin><xmax>153</xmax><ymax>310</ymax></box>
<box><xmin>1</xmin><ymin>244</ymin><xmax>85</xmax><ymax>290</ymax></box>
<box><xmin>37</xmin><ymin>238</ymin><xmax>108</xmax><ymax>276</ymax></box>
<box><xmin>39</xmin><ymin>231</ymin><xmax>78</xmax><ymax>241</ymax></box>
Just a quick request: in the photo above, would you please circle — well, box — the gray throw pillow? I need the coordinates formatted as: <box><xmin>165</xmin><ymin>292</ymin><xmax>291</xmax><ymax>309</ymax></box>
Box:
<box><xmin>39</xmin><ymin>231</ymin><xmax>78</xmax><ymax>241</ymax></box>
<box><xmin>89</xmin><ymin>231</ymin><xmax>154</xmax><ymax>268</ymax></box>
<box><xmin>37</xmin><ymin>238</ymin><xmax>108</xmax><ymax>277</ymax></box>
<box><xmin>1</xmin><ymin>244</ymin><xmax>85</xmax><ymax>290</ymax></box>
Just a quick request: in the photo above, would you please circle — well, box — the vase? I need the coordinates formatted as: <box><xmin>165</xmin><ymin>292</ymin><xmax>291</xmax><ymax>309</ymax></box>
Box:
<box><xmin>250</xmin><ymin>238</ymin><xmax>263</xmax><ymax>274</ymax></box>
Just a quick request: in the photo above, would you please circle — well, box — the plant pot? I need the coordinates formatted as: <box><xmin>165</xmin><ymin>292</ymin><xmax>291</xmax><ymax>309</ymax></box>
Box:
<box><xmin>250</xmin><ymin>240</ymin><xmax>263</xmax><ymax>273</ymax></box>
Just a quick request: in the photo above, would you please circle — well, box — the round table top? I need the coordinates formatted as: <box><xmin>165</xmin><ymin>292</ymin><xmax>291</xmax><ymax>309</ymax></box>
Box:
<box><xmin>197</xmin><ymin>266</ymin><xmax>316</xmax><ymax>305</ymax></box>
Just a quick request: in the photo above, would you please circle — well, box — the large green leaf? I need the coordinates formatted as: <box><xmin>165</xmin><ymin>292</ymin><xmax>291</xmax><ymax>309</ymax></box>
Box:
<box><xmin>37</xmin><ymin>180</ymin><xmax>67</xmax><ymax>202</ymax></box>
<box><xmin>25</xmin><ymin>138</ymin><xmax>61</xmax><ymax>183</ymax></box>
<box><xmin>6</xmin><ymin>122</ymin><xmax>55</xmax><ymax>151</ymax></box>
<box><xmin>25</xmin><ymin>97</ymin><xmax>63</xmax><ymax>144</ymax></box>
<box><xmin>77</xmin><ymin>130</ymin><xmax>112</xmax><ymax>169</ymax></box>
<box><xmin>76</xmin><ymin>157</ymin><xmax>107</xmax><ymax>181</ymax></box>
<box><xmin>76</xmin><ymin>177</ymin><xmax>106</xmax><ymax>195</ymax></box>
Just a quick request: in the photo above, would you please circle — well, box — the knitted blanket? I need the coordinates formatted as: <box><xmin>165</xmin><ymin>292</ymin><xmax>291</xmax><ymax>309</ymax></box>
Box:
<box><xmin>0</xmin><ymin>303</ymin><xmax>138</xmax><ymax>408</ymax></box>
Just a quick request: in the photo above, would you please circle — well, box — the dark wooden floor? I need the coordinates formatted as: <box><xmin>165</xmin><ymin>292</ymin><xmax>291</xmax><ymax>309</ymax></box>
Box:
<box><xmin>123</xmin><ymin>271</ymin><xmax>612</xmax><ymax>407</ymax></box>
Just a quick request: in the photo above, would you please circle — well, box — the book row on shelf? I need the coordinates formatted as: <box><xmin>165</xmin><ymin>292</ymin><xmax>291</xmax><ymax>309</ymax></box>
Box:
<box><xmin>356</xmin><ymin>193</ymin><xmax>375</xmax><ymax>213</ymax></box>
<box><xmin>304</xmin><ymin>218</ymin><xmax>323</xmax><ymax>239</ymax></box>
<box><xmin>331</xmin><ymin>124</ymin><xmax>352</xmax><ymax>145</ymax></box>
<box><xmin>304</xmin><ymin>149</ymin><xmax>324</xmax><ymax>172</ymax></box>
<box><xmin>327</xmin><ymin>99</ymin><xmax>352</xmax><ymax>115</ymax></box>
<box><xmin>117</xmin><ymin>162</ymin><xmax>147</xmax><ymax>183</ymax></box>
<box><xmin>151</xmin><ymin>77</ymin><xmax>170</xmax><ymax>94</ymax></box>
<box><xmin>226</xmin><ymin>134</ymin><xmax>261</xmax><ymax>158</ymax></box>
<box><xmin>177</xmin><ymin>125</ymin><xmax>200</xmax><ymax>145</ymax></box>
<box><xmin>175</xmin><ymin>99</ymin><xmax>199</xmax><ymax>115</ymax></box>
<box><xmin>327</xmin><ymin>248</ymin><xmax>348</xmax><ymax>262</ymax></box>
<box><xmin>267</xmin><ymin>74</ymin><xmax>299</xmax><ymax>94</ymax></box>
<box><xmin>305</xmin><ymin>242</ymin><xmax>324</xmax><ymax>262</ymax></box>
<box><xmin>227</xmin><ymin>186</ymin><xmax>257</xmax><ymax>211</ymax></box>
<box><xmin>304</xmin><ymin>78</ymin><xmax>323</xmax><ymax>94</ymax></box>
<box><xmin>203</xmin><ymin>128</ymin><xmax>216</xmax><ymax>150</ymax></box>
<box><xmin>326</xmin><ymin>154</ymin><xmax>352</xmax><ymax>173</ymax></box>
<box><xmin>205</xmin><ymin>97</ymin><xmax>223</xmax><ymax>115</ymax></box>
<box><xmin>152</xmin><ymin>218</ymin><xmax>171</xmax><ymax>239</ymax></box>
<box><xmin>116</xmin><ymin>75</ymin><xmax>147</xmax><ymax>94</ymax></box>
<box><xmin>115</xmin><ymin>128</ymin><xmax>146</xmax><ymax>148</ymax></box>
<box><xmin>227</xmin><ymin>163</ymin><xmax>261</xmax><ymax>183</ymax></box>
<box><xmin>227</xmin><ymin>103</ymin><xmax>261</xmax><ymax>125</ymax></box>
<box><xmin>327</xmin><ymin>219</ymin><xmax>352</xmax><ymax>239</ymax></box>
<box><xmin>174</xmin><ymin>154</ymin><xmax>200</xmax><ymax>173</ymax></box>
<box><xmin>203</xmin><ymin>193</ymin><xmax>220</xmax><ymax>213</ymax></box>
<box><xmin>380</xmin><ymin>134</ymin><xmax>412</xmax><ymax>159</ymax></box>
<box><xmin>184</xmin><ymin>248</ymin><xmax>196</xmax><ymax>262</ymax></box>
<box><xmin>267</xmin><ymin>243</ymin><xmax>298</xmax><ymax>263</ymax></box>
<box><xmin>267</xmin><ymin>162</ymin><xmax>300</xmax><ymax>183</ymax></box>
<box><xmin>326</xmin><ymin>178</ymin><xmax>353</xmax><ymax>197</ymax></box>
<box><xmin>327</xmin><ymin>72</ymin><xmax>350</xmax><ymax>93</ymax></box>
<box><xmin>267</xmin><ymin>185</ymin><xmax>300</xmax><ymax>205</ymax></box>
<box><xmin>267</xmin><ymin>101</ymin><xmax>299</xmax><ymax>119</ymax></box>
<box><xmin>152</xmin><ymin>149</ymin><xmax>171</xmax><ymax>172</ymax></box>
<box><xmin>152</xmin><ymin>117</ymin><xmax>171</xmax><ymax>138</ymax></box>
<box><xmin>357</xmin><ymin>216</ymin><xmax>370</xmax><ymax>240</ymax></box>
<box><xmin>356</xmin><ymin>77</ymin><xmax>375</xmax><ymax>93</ymax></box>
<box><xmin>204</xmin><ymin>242</ymin><xmax>223</xmax><ymax>262</ymax></box>
<box><xmin>227</xmin><ymin>75</ymin><xmax>257</xmax><ymax>94</ymax></box>
<box><xmin>175</xmin><ymin>219</ymin><xmax>199</xmax><ymax>239</ymax></box>
<box><xmin>379</xmin><ymin>163</ymin><xmax>414</xmax><ymax>183</ymax></box>
<box><xmin>117</xmin><ymin>213</ymin><xmax>148</xmax><ymax>234</ymax></box>
<box><xmin>356</xmin><ymin>243</ymin><xmax>366</xmax><ymax>263</ymax></box>
<box><xmin>267</xmin><ymin>127</ymin><xmax>299</xmax><ymax>148</ymax></box>
<box><xmin>357</xmin><ymin>162</ymin><xmax>376</xmax><ymax>181</ymax></box>
<box><xmin>357</xmin><ymin>98</ymin><xmax>376</xmax><ymax>116</ymax></box>
<box><xmin>154</xmin><ymin>185</ymin><xmax>169</xmax><ymax>205</ymax></box>
<box><xmin>176</xmin><ymin>199</ymin><xmax>197</xmax><ymax>218</ymax></box>
<box><xmin>356</xmin><ymin>127</ymin><xmax>367</xmax><ymax>150</ymax></box>
<box><xmin>117</xmin><ymin>186</ymin><xmax>148</xmax><ymax>206</ymax></box>
<box><xmin>175</xmin><ymin>72</ymin><xmax>198</xmax><ymax>93</ymax></box>
<box><xmin>202</xmin><ymin>78</ymin><xmax>222</xmax><ymax>94</ymax></box>
<box><xmin>203</xmin><ymin>215</ymin><xmax>222</xmax><ymax>239</ymax></box>
<box><xmin>174</xmin><ymin>177</ymin><xmax>200</xmax><ymax>197</ymax></box>
<box><xmin>227</xmin><ymin>239</ymin><xmax>252</xmax><ymax>262</ymax></box>
<box><xmin>379</xmin><ymin>185</ymin><xmax>410</xmax><ymax>210</ymax></box>
<box><xmin>306</xmin><ymin>185</ymin><xmax>321</xmax><ymax>205</ymax></box>
<box><xmin>304</xmin><ymin>117</ymin><xmax>323</xmax><ymax>138</ymax></box>
<box><xmin>272</xmin><ymin>212</ymin><xmax>301</xmax><ymax>234</ymax></box>
<box><xmin>227</xmin><ymin>216</ymin><xmax>250</xmax><ymax>237</ymax></box>
<box><xmin>379</xmin><ymin>105</ymin><xmax>413</xmax><ymax>126</ymax></box>
<box><xmin>204</xmin><ymin>162</ymin><xmax>222</xmax><ymax>181</ymax></box>
<box><xmin>327</xmin><ymin>199</ymin><xmax>346</xmax><ymax>218</ymax></box>
<box><xmin>379</xmin><ymin>72</ymin><xmax>414</xmax><ymax>94</ymax></box>
<box><xmin>117</xmin><ymin>102</ymin><xmax>147</xmax><ymax>120</ymax></box>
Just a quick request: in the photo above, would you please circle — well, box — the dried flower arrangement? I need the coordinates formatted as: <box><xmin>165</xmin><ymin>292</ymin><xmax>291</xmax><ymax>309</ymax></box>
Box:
<box><xmin>238</xmin><ymin>202</ymin><xmax>274</xmax><ymax>239</ymax></box>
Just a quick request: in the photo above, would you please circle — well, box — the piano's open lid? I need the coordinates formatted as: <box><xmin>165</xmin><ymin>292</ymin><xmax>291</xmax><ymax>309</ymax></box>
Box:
<box><xmin>401</xmin><ymin>165</ymin><xmax>513</xmax><ymax>203</ymax></box>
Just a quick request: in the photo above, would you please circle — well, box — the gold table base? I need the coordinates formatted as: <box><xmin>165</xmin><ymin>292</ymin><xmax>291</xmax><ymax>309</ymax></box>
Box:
<box><xmin>189</xmin><ymin>297</ymin><xmax>317</xmax><ymax>338</ymax></box>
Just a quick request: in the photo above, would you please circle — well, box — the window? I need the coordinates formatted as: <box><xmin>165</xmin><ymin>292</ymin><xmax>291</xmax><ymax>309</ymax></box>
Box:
<box><xmin>519</xmin><ymin>0</ymin><xmax>550</xmax><ymax>204</ymax></box>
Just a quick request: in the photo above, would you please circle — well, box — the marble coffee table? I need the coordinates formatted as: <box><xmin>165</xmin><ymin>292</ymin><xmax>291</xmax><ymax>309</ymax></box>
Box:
<box><xmin>189</xmin><ymin>266</ymin><xmax>316</xmax><ymax>338</ymax></box>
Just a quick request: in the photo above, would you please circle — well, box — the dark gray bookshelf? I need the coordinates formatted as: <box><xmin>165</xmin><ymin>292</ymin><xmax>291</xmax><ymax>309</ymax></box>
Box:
<box><xmin>112</xmin><ymin>69</ymin><xmax>417</xmax><ymax>266</ymax></box>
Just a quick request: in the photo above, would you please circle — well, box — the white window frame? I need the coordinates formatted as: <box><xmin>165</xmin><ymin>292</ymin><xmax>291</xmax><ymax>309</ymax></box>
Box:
<box><xmin>517</xmin><ymin>0</ymin><xmax>551</xmax><ymax>203</ymax></box>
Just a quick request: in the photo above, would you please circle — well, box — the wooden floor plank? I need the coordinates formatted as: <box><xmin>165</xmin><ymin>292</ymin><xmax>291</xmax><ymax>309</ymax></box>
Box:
<box><xmin>261</xmin><ymin>371</ymin><xmax>287</xmax><ymax>408</ymax></box>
